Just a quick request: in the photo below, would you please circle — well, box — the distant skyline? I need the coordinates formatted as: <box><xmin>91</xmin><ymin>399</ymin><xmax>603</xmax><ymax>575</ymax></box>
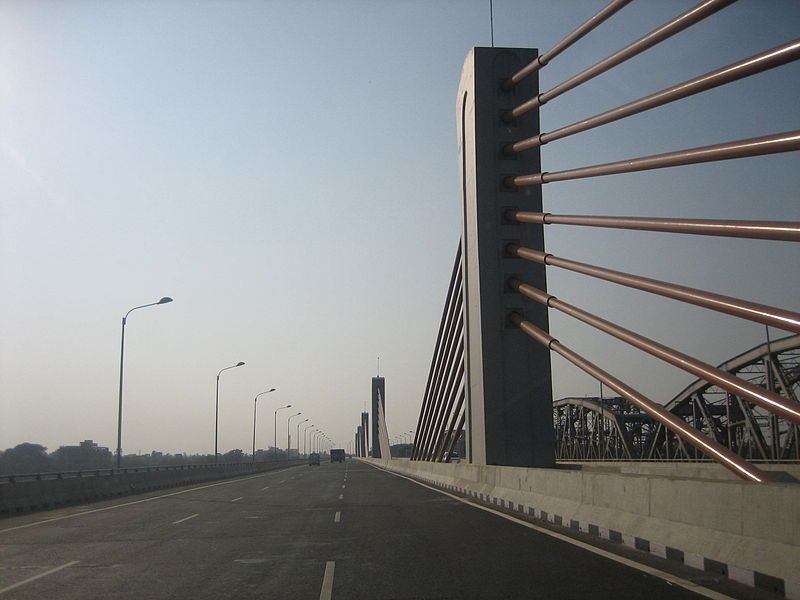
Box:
<box><xmin>1</xmin><ymin>0</ymin><xmax>798</xmax><ymax>455</ymax></box>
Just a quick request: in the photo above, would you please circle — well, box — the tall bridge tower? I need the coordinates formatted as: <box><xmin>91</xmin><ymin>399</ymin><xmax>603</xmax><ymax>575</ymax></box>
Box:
<box><xmin>371</xmin><ymin>377</ymin><xmax>386</xmax><ymax>458</ymax></box>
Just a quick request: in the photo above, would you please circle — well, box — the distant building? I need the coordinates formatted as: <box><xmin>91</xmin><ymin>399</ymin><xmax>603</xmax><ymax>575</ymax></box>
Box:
<box><xmin>52</xmin><ymin>440</ymin><xmax>112</xmax><ymax>470</ymax></box>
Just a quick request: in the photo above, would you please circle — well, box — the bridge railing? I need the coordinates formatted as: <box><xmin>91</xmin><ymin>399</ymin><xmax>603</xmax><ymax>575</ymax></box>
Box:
<box><xmin>0</xmin><ymin>459</ymin><xmax>297</xmax><ymax>485</ymax></box>
<box><xmin>413</xmin><ymin>0</ymin><xmax>799</xmax><ymax>482</ymax></box>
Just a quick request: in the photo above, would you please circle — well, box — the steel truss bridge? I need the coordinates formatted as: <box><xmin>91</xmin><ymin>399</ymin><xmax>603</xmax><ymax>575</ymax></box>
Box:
<box><xmin>554</xmin><ymin>334</ymin><xmax>800</xmax><ymax>462</ymax></box>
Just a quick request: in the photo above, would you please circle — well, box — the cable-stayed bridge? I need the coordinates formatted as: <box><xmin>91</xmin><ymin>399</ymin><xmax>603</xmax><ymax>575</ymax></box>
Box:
<box><xmin>2</xmin><ymin>2</ymin><xmax>799</xmax><ymax>598</ymax></box>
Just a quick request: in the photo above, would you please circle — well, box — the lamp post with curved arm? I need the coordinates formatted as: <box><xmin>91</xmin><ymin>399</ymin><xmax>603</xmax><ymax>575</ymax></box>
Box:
<box><xmin>274</xmin><ymin>405</ymin><xmax>292</xmax><ymax>456</ymax></box>
<box><xmin>301</xmin><ymin>422</ymin><xmax>314</xmax><ymax>456</ymax></box>
<box><xmin>252</xmin><ymin>388</ymin><xmax>276</xmax><ymax>461</ymax></box>
<box><xmin>287</xmin><ymin>412</ymin><xmax>302</xmax><ymax>457</ymax></box>
<box><xmin>308</xmin><ymin>428</ymin><xmax>319</xmax><ymax>455</ymax></box>
<box><xmin>215</xmin><ymin>361</ymin><xmax>245</xmax><ymax>463</ymax></box>
<box><xmin>116</xmin><ymin>296</ymin><xmax>173</xmax><ymax>468</ymax></box>
<box><xmin>296</xmin><ymin>418</ymin><xmax>309</xmax><ymax>457</ymax></box>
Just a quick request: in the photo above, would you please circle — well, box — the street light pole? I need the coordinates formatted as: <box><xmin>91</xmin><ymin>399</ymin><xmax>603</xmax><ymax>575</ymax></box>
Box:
<box><xmin>215</xmin><ymin>361</ymin><xmax>245</xmax><ymax>464</ymax></box>
<box><xmin>252</xmin><ymin>388</ymin><xmax>276</xmax><ymax>461</ymax></box>
<box><xmin>287</xmin><ymin>412</ymin><xmax>301</xmax><ymax>456</ymax></box>
<box><xmin>301</xmin><ymin>422</ymin><xmax>313</xmax><ymax>455</ymax></box>
<box><xmin>116</xmin><ymin>296</ymin><xmax>173</xmax><ymax>469</ymax></box>
<box><xmin>296</xmin><ymin>419</ymin><xmax>309</xmax><ymax>457</ymax></box>
<box><xmin>310</xmin><ymin>430</ymin><xmax>317</xmax><ymax>453</ymax></box>
<box><xmin>274</xmin><ymin>405</ymin><xmax>292</xmax><ymax>456</ymax></box>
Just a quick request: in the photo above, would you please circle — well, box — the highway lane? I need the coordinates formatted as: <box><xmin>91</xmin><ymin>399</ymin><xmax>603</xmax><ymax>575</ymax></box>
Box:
<box><xmin>0</xmin><ymin>465</ymin><xmax>336</xmax><ymax>599</ymax></box>
<box><xmin>0</xmin><ymin>459</ymin><xmax>735</xmax><ymax>599</ymax></box>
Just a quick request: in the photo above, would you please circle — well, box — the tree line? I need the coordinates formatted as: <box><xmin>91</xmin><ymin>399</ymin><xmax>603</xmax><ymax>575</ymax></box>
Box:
<box><xmin>0</xmin><ymin>442</ymin><xmax>292</xmax><ymax>475</ymax></box>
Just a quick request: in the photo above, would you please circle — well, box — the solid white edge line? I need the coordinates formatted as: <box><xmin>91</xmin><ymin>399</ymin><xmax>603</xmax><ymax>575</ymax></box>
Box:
<box><xmin>231</xmin><ymin>497</ymin><xmax>243</xmax><ymax>502</ymax></box>
<box><xmin>365</xmin><ymin>462</ymin><xmax>734</xmax><ymax>600</ymax></box>
<box><xmin>0</xmin><ymin>560</ymin><xmax>79</xmax><ymax>595</ymax></box>
<box><xmin>319</xmin><ymin>560</ymin><xmax>335</xmax><ymax>600</ymax></box>
<box><xmin>172</xmin><ymin>513</ymin><xmax>199</xmax><ymax>525</ymax></box>
<box><xmin>334</xmin><ymin>511</ymin><xmax>341</xmax><ymax>523</ymax></box>
<box><xmin>0</xmin><ymin>467</ymin><xmax>298</xmax><ymax>534</ymax></box>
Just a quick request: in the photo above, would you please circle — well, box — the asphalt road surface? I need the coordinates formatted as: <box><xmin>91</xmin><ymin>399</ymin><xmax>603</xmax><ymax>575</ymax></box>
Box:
<box><xmin>0</xmin><ymin>460</ymin><xmax>735</xmax><ymax>599</ymax></box>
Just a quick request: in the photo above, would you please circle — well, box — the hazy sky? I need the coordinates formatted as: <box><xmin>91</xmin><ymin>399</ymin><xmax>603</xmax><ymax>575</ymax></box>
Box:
<box><xmin>1</xmin><ymin>0</ymin><xmax>798</xmax><ymax>456</ymax></box>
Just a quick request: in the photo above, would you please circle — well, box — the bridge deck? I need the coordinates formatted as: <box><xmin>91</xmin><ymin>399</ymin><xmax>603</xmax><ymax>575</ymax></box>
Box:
<box><xmin>0</xmin><ymin>460</ymin><xmax>767</xmax><ymax>599</ymax></box>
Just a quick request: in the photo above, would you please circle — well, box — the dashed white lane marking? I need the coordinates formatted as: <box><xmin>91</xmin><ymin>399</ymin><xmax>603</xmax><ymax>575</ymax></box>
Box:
<box><xmin>338</xmin><ymin>494</ymin><xmax>343</xmax><ymax>500</ymax></box>
<box><xmin>0</xmin><ymin>467</ymin><xmax>298</xmax><ymax>534</ymax></box>
<box><xmin>231</xmin><ymin>497</ymin><xmax>243</xmax><ymax>502</ymax></box>
<box><xmin>0</xmin><ymin>561</ymin><xmax>79</xmax><ymax>594</ymax></box>
<box><xmin>334</xmin><ymin>511</ymin><xmax>341</xmax><ymax>523</ymax></box>
<box><xmin>365</xmin><ymin>462</ymin><xmax>734</xmax><ymax>600</ymax></box>
<box><xmin>341</xmin><ymin>484</ymin><xmax>345</xmax><ymax>489</ymax></box>
<box><xmin>172</xmin><ymin>513</ymin><xmax>199</xmax><ymax>525</ymax></box>
<box><xmin>261</xmin><ymin>486</ymin><xmax>270</xmax><ymax>491</ymax></box>
<box><xmin>319</xmin><ymin>561</ymin><xmax>335</xmax><ymax>600</ymax></box>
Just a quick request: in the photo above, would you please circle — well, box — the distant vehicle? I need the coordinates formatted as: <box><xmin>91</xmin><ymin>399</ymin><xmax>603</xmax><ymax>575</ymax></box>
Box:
<box><xmin>330</xmin><ymin>449</ymin><xmax>345</xmax><ymax>463</ymax></box>
<box><xmin>308</xmin><ymin>453</ymin><xmax>320</xmax><ymax>466</ymax></box>
<box><xmin>446</xmin><ymin>451</ymin><xmax>461</xmax><ymax>463</ymax></box>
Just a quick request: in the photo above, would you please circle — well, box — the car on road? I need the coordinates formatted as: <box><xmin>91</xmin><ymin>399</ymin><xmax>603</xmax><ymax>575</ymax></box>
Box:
<box><xmin>308</xmin><ymin>452</ymin><xmax>320</xmax><ymax>466</ymax></box>
<box><xmin>446</xmin><ymin>451</ymin><xmax>461</xmax><ymax>463</ymax></box>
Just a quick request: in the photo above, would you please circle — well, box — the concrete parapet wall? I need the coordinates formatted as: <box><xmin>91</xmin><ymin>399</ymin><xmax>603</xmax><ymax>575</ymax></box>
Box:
<box><xmin>560</xmin><ymin>460</ymin><xmax>800</xmax><ymax>481</ymax></box>
<box><xmin>0</xmin><ymin>460</ymin><xmax>305</xmax><ymax>517</ymax></box>
<box><xmin>365</xmin><ymin>458</ymin><xmax>800</xmax><ymax>599</ymax></box>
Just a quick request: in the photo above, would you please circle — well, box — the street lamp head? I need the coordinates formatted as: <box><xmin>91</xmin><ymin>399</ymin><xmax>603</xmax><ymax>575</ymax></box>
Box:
<box><xmin>284</xmin><ymin>404</ymin><xmax>291</xmax><ymax>409</ymax></box>
<box><xmin>255</xmin><ymin>388</ymin><xmax>276</xmax><ymax>401</ymax></box>
<box><xmin>158</xmin><ymin>297</ymin><xmax>173</xmax><ymax>304</ymax></box>
<box><xmin>236</xmin><ymin>361</ymin><xmax>245</xmax><ymax>367</ymax></box>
